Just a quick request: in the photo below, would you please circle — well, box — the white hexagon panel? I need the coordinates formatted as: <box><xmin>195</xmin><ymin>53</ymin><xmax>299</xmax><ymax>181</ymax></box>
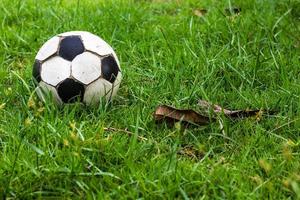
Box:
<box><xmin>35</xmin><ymin>36</ymin><xmax>60</xmax><ymax>61</ymax></box>
<box><xmin>71</xmin><ymin>52</ymin><xmax>102</xmax><ymax>85</ymax></box>
<box><xmin>80</xmin><ymin>31</ymin><xmax>114</xmax><ymax>56</ymax></box>
<box><xmin>40</xmin><ymin>56</ymin><xmax>71</xmax><ymax>87</ymax></box>
<box><xmin>83</xmin><ymin>78</ymin><xmax>113</xmax><ymax>105</ymax></box>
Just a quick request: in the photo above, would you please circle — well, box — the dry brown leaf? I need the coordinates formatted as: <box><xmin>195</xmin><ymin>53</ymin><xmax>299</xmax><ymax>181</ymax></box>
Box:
<box><xmin>154</xmin><ymin>100</ymin><xmax>274</xmax><ymax>128</ymax></box>
<box><xmin>154</xmin><ymin>105</ymin><xmax>213</xmax><ymax>127</ymax></box>
<box><xmin>193</xmin><ymin>9</ymin><xmax>208</xmax><ymax>17</ymax></box>
<box><xmin>198</xmin><ymin>100</ymin><xmax>273</xmax><ymax>119</ymax></box>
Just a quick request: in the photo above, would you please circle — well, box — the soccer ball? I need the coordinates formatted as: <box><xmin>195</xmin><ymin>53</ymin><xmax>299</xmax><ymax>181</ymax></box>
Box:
<box><xmin>33</xmin><ymin>31</ymin><xmax>122</xmax><ymax>106</ymax></box>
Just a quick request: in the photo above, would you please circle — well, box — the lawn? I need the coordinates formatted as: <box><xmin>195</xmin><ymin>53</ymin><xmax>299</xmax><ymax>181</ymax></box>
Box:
<box><xmin>0</xmin><ymin>0</ymin><xmax>300</xmax><ymax>199</ymax></box>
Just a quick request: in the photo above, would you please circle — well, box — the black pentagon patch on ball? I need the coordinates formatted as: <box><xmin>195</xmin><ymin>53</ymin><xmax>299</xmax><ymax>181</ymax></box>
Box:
<box><xmin>32</xmin><ymin>60</ymin><xmax>42</xmax><ymax>84</ymax></box>
<box><xmin>57</xmin><ymin>78</ymin><xmax>85</xmax><ymax>103</ymax></box>
<box><xmin>58</xmin><ymin>36</ymin><xmax>84</xmax><ymax>61</ymax></box>
<box><xmin>101</xmin><ymin>56</ymin><xmax>119</xmax><ymax>83</ymax></box>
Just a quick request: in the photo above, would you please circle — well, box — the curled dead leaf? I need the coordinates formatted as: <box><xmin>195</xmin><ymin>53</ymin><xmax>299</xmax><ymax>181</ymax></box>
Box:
<box><xmin>154</xmin><ymin>105</ymin><xmax>213</xmax><ymax>127</ymax></box>
<box><xmin>154</xmin><ymin>100</ymin><xmax>275</xmax><ymax>128</ymax></box>
<box><xmin>198</xmin><ymin>100</ymin><xmax>274</xmax><ymax>119</ymax></box>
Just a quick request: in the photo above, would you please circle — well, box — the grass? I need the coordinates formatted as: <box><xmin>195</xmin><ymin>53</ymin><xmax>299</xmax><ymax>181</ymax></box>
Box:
<box><xmin>0</xmin><ymin>0</ymin><xmax>300</xmax><ymax>199</ymax></box>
